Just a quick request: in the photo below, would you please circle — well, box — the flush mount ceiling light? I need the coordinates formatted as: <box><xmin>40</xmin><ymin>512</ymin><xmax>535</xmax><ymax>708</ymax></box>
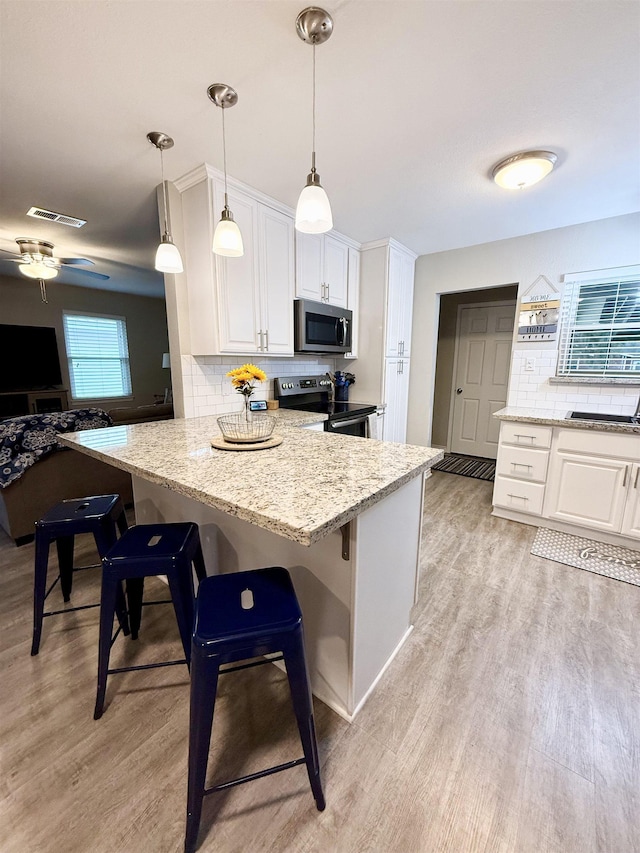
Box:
<box><xmin>147</xmin><ymin>132</ymin><xmax>184</xmax><ymax>274</ymax></box>
<box><xmin>295</xmin><ymin>6</ymin><xmax>334</xmax><ymax>234</ymax></box>
<box><xmin>492</xmin><ymin>150</ymin><xmax>558</xmax><ymax>190</ymax></box>
<box><xmin>207</xmin><ymin>83</ymin><xmax>244</xmax><ymax>258</ymax></box>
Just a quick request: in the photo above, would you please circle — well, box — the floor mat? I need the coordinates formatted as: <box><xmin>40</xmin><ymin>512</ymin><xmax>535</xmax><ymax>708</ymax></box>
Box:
<box><xmin>431</xmin><ymin>453</ymin><xmax>496</xmax><ymax>481</ymax></box>
<box><xmin>531</xmin><ymin>527</ymin><xmax>640</xmax><ymax>587</ymax></box>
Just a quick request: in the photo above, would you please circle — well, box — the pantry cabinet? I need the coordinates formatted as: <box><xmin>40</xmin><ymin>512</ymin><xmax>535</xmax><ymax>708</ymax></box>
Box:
<box><xmin>385</xmin><ymin>247</ymin><xmax>415</xmax><ymax>358</ymax></box>
<box><xmin>355</xmin><ymin>239</ymin><xmax>417</xmax><ymax>444</ymax></box>
<box><xmin>383</xmin><ymin>358</ymin><xmax>410</xmax><ymax>443</ymax></box>
<box><xmin>295</xmin><ymin>231</ymin><xmax>349</xmax><ymax>307</ymax></box>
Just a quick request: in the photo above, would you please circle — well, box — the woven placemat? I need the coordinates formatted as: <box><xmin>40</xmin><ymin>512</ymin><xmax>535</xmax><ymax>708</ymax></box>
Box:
<box><xmin>210</xmin><ymin>434</ymin><xmax>283</xmax><ymax>452</ymax></box>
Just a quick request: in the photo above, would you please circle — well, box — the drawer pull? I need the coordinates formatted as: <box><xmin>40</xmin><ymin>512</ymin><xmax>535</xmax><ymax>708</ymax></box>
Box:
<box><xmin>511</xmin><ymin>462</ymin><xmax>533</xmax><ymax>470</ymax></box>
<box><xmin>514</xmin><ymin>434</ymin><xmax>536</xmax><ymax>443</ymax></box>
<box><xmin>507</xmin><ymin>493</ymin><xmax>529</xmax><ymax>502</ymax></box>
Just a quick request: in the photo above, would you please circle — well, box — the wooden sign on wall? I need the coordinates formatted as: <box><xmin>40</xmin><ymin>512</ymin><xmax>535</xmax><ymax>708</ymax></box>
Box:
<box><xmin>517</xmin><ymin>275</ymin><xmax>560</xmax><ymax>341</ymax></box>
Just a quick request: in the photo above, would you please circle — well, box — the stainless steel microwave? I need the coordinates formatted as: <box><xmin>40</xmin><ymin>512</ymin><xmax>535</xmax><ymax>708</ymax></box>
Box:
<box><xmin>294</xmin><ymin>299</ymin><xmax>353</xmax><ymax>354</ymax></box>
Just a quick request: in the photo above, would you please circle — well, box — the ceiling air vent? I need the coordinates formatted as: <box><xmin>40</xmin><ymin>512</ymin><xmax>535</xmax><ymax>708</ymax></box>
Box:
<box><xmin>26</xmin><ymin>206</ymin><xmax>86</xmax><ymax>228</ymax></box>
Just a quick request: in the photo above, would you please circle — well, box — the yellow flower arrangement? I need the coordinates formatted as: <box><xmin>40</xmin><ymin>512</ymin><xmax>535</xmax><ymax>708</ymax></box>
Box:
<box><xmin>226</xmin><ymin>363</ymin><xmax>267</xmax><ymax>397</ymax></box>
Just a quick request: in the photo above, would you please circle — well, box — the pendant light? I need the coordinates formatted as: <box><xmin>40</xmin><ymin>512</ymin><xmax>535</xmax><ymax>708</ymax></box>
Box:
<box><xmin>492</xmin><ymin>150</ymin><xmax>558</xmax><ymax>190</ymax></box>
<box><xmin>295</xmin><ymin>6</ymin><xmax>334</xmax><ymax>234</ymax></box>
<box><xmin>147</xmin><ymin>132</ymin><xmax>184</xmax><ymax>274</ymax></box>
<box><xmin>208</xmin><ymin>83</ymin><xmax>244</xmax><ymax>258</ymax></box>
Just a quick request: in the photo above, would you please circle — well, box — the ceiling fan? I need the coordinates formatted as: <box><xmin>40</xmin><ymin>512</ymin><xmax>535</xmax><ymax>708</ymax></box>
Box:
<box><xmin>1</xmin><ymin>238</ymin><xmax>110</xmax><ymax>302</ymax></box>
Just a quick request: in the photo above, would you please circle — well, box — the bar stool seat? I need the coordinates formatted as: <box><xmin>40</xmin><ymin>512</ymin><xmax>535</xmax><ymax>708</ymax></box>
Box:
<box><xmin>185</xmin><ymin>567</ymin><xmax>325</xmax><ymax>853</ymax></box>
<box><xmin>31</xmin><ymin>494</ymin><xmax>129</xmax><ymax>656</ymax></box>
<box><xmin>94</xmin><ymin>522</ymin><xmax>207</xmax><ymax>720</ymax></box>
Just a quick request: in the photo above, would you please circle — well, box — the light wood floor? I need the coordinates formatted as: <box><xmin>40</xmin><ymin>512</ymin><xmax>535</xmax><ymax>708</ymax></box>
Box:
<box><xmin>1</xmin><ymin>473</ymin><xmax>639</xmax><ymax>853</ymax></box>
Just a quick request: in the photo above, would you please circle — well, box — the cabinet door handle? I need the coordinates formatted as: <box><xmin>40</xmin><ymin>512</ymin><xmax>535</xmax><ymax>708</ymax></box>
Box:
<box><xmin>623</xmin><ymin>464</ymin><xmax>629</xmax><ymax>488</ymax></box>
<box><xmin>326</xmin><ymin>283</ymin><xmax>330</xmax><ymax>302</ymax></box>
<box><xmin>264</xmin><ymin>329</ymin><xmax>269</xmax><ymax>351</ymax></box>
<box><xmin>634</xmin><ymin>466</ymin><xmax>640</xmax><ymax>489</ymax></box>
<box><xmin>257</xmin><ymin>330</ymin><xmax>264</xmax><ymax>351</ymax></box>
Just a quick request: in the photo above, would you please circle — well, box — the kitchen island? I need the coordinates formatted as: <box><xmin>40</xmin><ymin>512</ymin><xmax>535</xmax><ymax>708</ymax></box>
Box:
<box><xmin>60</xmin><ymin>412</ymin><xmax>442</xmax><ymax>720</ymax></box>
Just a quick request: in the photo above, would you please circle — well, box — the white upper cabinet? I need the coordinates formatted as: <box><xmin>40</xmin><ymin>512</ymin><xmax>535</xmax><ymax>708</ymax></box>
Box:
<box><xmin>257</xmin><ymin>205</ymin><xmax>295</xmax><ymax>355</ymax></box>
<box><xmin>385</xmin><ymin>245</ymin><xmax>415</xmax><ymax>358</ymax></box>
<box><xmin>182</xmin><ymin>172</ymin><xmax>294</xmax><ymax>356</ymax></box>
<box><xmin>296</xmin><ymin>231</ymin><xmax>349</xmax><ymax>307</ymax></box>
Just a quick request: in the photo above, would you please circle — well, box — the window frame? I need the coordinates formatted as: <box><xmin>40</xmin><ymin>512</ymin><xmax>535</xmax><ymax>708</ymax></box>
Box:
<box><xmin>62</xmin><ymin>310</ymin><xmax>133</xmax><ymax>402</ymax></box>
<box><xmin>556</xmin><ymin>265</ymin><xmax>640</xmax><ymax>382</ymax></box>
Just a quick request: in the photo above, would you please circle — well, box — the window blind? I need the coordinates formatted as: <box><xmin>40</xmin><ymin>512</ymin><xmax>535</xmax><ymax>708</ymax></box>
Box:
<box><xmin>557</xmin><ymin>268</ymin><xmax>640</xmax><ymax>378</ymax></box>
<box><xmin>63</xmin><ymin>313</ymin><xmax>132</xmax><ymax>399</ymax></box>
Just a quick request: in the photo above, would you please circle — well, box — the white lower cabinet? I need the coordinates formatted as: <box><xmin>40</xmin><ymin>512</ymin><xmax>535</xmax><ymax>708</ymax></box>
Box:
<box><xmin>493</xmin><ymin>421</ymin><xmax>640</xmax><ymax>543</ymax></box>
<box><xmin>621</xmin><ymin>465</ymin><xmax>640</xmax><ymax>537</ymax></box>
<box><xmin>383</xmin><ymin>358</ymin><xmax>410</xmax><ymax>442</ymax></box>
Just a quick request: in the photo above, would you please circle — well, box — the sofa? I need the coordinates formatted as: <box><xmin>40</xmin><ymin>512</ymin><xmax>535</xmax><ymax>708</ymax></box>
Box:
<box><xmin>0</xmin><ymin>403</ymin><xmax>173</xmax><ymax>545</ymax></box>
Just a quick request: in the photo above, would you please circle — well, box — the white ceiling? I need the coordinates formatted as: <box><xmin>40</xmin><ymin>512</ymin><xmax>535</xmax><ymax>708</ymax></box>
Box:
<box><xmin>1</xmin><ymin>0</ymin><xmax>638</xmax><ymax>298</ymax></box>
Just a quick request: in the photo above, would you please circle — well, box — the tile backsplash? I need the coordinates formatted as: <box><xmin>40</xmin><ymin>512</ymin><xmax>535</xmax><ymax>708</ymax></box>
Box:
<box><xmin>509</xmin><ymin>349</ymin><xmax>639</xmax><ymax>414</ymax></box>
<box><xmin>180</xmin><ymin>355</ymin><xmax>337</xmax><ymax>419</ymax></box>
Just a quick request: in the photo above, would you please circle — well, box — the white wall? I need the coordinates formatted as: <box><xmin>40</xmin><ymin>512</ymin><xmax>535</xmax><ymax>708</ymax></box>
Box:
<box><xmin>408</xmin><ymin>212</ymin><xmax>640</xmax><ymax>446</ymax></box>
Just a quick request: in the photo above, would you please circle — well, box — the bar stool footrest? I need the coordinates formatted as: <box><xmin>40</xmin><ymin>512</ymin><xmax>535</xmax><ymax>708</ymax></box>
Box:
<box><xmin>219</xmin><ymin>654</ymin><xmax>284</xmax><ymax>676</ymax></box>
<box><xmin>44</xmin><ymin>602</ymin><xmax>101</xmax><ymax>618</ymax></box>
<box><xmin>107</xmin><ymin>658</ymin><xmax>187</xmax><ymax>675</ymax></box>
<box><xmin>204</xmin><ymin>757</ymin><xmax>306</xmax><ymax>795</ymax></box>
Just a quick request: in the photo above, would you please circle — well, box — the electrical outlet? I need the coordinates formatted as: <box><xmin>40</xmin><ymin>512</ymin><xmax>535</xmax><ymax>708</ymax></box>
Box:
<box><xmin>525</xmin><ymin>358</ymin><xmax>536</xmax><ymax>372</ymax></box>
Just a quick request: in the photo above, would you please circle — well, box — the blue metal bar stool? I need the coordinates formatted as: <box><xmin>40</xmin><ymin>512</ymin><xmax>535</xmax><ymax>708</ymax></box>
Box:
<box><xmin>94</xmin><ymin>522</ymin><xmax>207</xmax><ymax>720</ymax></box>
<box><xmin>31</xmin><ymin>494</ymin><xmax>129</xmax><ymax>656</ymax></box>
<box><xmin>184</xmin><ymin>567</ymin><xmax>325</xmax><ymax>853</ymax></box>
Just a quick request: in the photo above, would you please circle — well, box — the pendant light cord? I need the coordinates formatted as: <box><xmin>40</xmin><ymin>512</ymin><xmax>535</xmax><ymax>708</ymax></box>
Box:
<box><xmin>222</xmin><ymin>105</ymin><xmax>229</xmax><ymax>207</ymax></box>
<box><xmin>311</xmin><ymin>42</ymin><xmax>316</xmax><ymax>169</ymax></box>
<box><xmin>160</xmin><ymin>146</ymin><xmax>170</xmax><ymax>237</ymax></box>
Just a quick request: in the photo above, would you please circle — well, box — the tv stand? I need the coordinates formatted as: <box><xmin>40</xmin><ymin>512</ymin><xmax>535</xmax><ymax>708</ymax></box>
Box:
<box><xmin>0</xmin><ymin>390</ymin><xmax>69</xmax><ymax>419</ymax></box>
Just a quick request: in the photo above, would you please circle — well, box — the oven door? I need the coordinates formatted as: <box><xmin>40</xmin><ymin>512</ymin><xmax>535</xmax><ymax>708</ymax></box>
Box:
<box><xmin>324</xmin><ymin>415</ymin><xmax>369</xmax><ymax>438</ymax></box>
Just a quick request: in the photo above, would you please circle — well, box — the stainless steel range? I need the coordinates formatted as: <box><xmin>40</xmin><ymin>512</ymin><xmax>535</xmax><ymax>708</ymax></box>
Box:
<box><xmin>274</xmin><ymin>375</ymin><xmax>377</xmax><ymax>438</ymax></box>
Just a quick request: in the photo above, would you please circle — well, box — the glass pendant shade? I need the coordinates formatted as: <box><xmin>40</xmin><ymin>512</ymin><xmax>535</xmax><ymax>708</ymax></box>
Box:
<box><xmin>19</xmin><ymin>262</ymin><xmax>58</xmax><ymax>280</ymax></box>
<box><xmin>213</xmin><ymin>215</ymin><xmax>244</xmax><ymax>257</ymax></box>
<box><xmin>492</xmin><ymin>151</ymin><xmax>557</xmax><ymax>189</ymax></box>
<box><xmin>155</xmin><ymin>236</ymin><xmax>184</xmax><ymax>273</ymax></box>
<box><xmin>295</xmin><ymin>182</ymin><xmax>333</xmax><ymax>234</ymax></box>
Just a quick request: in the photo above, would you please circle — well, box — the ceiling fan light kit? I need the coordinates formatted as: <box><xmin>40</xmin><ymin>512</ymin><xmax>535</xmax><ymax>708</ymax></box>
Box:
<box><xmin>295</xmin><ymin>6</ymin><xmax>334</xmax><ymax>234</ymax></box>
<box><xmin>492</xmin><ymin>150</ymin><xmax>558</xmax><ymax>189</ymax></box>
<box><xmin>147</xmin><ymin>131</ymin><xmax>184</xmax><ymax>274</ymax></box>
<box><xmin>208</xmin><ymin>83</ymin><xmax>244</xmax><ymax>258</ymax></box>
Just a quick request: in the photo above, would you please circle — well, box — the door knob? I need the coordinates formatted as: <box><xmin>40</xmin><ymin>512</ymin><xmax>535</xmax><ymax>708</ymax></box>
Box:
<box><xmin>456</xmin><ymin>388</ymin><xmax>463</xmax><ymax>394</ymax></box>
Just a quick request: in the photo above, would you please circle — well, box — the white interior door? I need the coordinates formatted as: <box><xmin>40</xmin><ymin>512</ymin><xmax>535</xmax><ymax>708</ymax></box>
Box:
<box><xmin>450</xmin><ymin>302</ymin><xmax>516</xmax><ymax>458</ymax></box>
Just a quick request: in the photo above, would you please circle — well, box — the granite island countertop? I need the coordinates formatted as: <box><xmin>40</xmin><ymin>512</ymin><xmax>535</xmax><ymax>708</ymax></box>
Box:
<box><xmin>59</xmin><ymin>411</ymin><xmax>442</xmax><ymax>546</ymax></box>
<box><xmin>493</xmin><ymin>406</ymin><xmax>640</xmax><ymax>434</ymax></box>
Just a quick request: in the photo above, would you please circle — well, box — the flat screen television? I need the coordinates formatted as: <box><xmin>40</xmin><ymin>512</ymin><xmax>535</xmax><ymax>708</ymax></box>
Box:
<box><xmin>0</xmin><ymin>324</ymin><xmax>63</xmax><ymax>392</ymax></box>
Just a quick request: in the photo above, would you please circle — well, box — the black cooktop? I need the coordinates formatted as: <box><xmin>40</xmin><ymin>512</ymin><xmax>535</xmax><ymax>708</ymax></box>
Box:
<box><xmin>274</xmin><ymin>374</ymin><xmax>376</xmax><ymax>422</ymax></box>
<box><xmin>288</xmin><ymin>400</ymin><xmax>376</xmax><ymax>419</ymax></box>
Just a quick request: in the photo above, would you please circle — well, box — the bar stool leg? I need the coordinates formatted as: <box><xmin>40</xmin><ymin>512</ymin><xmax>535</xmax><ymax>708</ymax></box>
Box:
<box><xmin>185</xmin><ymin>653</ymin><xmax>220</xmax><ymax>853</ymax></box>
<box><xmin>94</xmin><ymin>525</ymin><xmax>130</xmax><ymax>638</ymax></box>
<box><xmin>283</xmin><ymin>635</ymin><xmax>326</xmax><ymax>811</ymax></box>
<box><xmin>56</xmin><ymin>535</ymin><xmax>75</xmax><ymax>602</ymax></box>
<box><xmin>126</xmin><ymin>577</ymin><xmax>145</xmax><ymax>641</ymax></box>
<box><xmin>31</xmin><ymin>531</ymin><xmax>51</xmax><ymax>656</ymax></box>
<box><xmin>115</xmin><ymin>510</ymin><xmax>128</xmax><ymax>536</ymax></box>
<box><xmin>94</xmin><ymin>573</ymin><xmax>119</xmax><ymax>720</ymax></box>
<box><xmin>167</xmin><ymin>568</ymin><xmax>193</xmax><ymax>665</ymax></box>
<box><xmin>192</xmin><ymin>542</ymin><xmax>207</xmax><ymax>583</ymax></box>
